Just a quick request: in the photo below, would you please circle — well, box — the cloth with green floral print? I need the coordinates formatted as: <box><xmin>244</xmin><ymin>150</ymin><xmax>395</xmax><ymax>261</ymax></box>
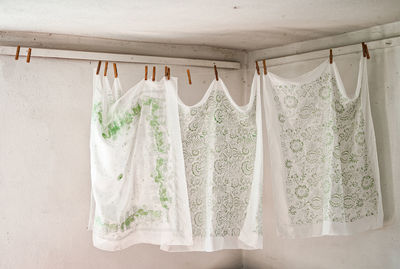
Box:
<box><xmin>92</xmin><ymin>96</ymin><xmax>169</xmax><ymax>232</ymax></box>
<box><xmin>89</xmin><ymin>76</ymin><xmax>192</xmax><ymax>250</ymax></box>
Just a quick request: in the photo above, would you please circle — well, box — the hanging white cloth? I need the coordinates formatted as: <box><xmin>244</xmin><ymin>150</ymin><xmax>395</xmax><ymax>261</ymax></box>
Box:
<box><xmin>162</xmin><ymin>72</ymin><xmax>263</xmax><ymax>251</ymax></box>
<box><xmin>263</xmin><ymin>56</ymin><xmax>383</xmax><ymax>238</ymax></box>
<box><xmin>89</xmin><ymin>71</ymin><xmax>192</xmax><ymax>251</ymax></box>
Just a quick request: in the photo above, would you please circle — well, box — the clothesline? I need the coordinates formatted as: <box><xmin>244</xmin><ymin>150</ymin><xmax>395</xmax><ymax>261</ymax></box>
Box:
<box><xmin>0</xmin><ymin>36</ymin><xmax>399</xmax><ymax>70</ymax></box>
<box><xmin>253</xmin><ymin>36</ymin><xmax>400</xmax><ymax>68</ymax></box>
<box><xmin>0</xmin><ymin>45</ymin><xmax>241</xmax><ymax>69</ymax></box>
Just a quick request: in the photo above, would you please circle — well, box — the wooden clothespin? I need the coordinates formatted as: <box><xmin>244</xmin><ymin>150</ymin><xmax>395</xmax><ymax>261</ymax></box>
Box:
<box><xmin>96</xmin><ymin>61</ymin><xmax>102</xmax><ymax>75</ymax></box>
<box><xmin>165</xmin><ymin>66</ymin><xmax>168</xmax><ymax>77</ymax></box>
<box><xmin>214</xmin><ymin>64</ymin><xmax>219</xmax><ymax>81</ymax></box>
<box><xmin>145</xmin><ymin>66</ymin><xmax>148</xmax><ymax>80</ymax></box>
<box><xmin>167</xmin><ymin>67</ymin><xmax>170</xmax><ymax>80</ymax></box>
<box><xmin>152</xmin><ymin>66</ymin><xmax>156</xmax><ymax>81</ymax></box>
<box><xmin>103</xmin><ymin>61</ymin><xmax>108</xmax><ymax>76</ymax></box>
<box><xmin>255</xmin><ymin>61</ymin><xmax>260</xmax><ymax>75</ymax></box>
<box><xmin>365</xmin><ymin>44</ymin><xmax>370</xmax><ymax>60</ymax></box>
<box><xmin>329</xmin><ymin>49</ymin><xmax>333</xmax><ymax>64</ymax></box>
<box><xmin>15</xmin><ymin>46</ymin><xmax>20</xmax><ymax>60</ymax></box>
<box><xmin>262</xmin><ymin>59</ymin><xmax>267</xmax><ymax>75</ymax></box>
<box><xmin>362</xmin><ymin>43</ymin><xmax>366</xmax><ymax>58</ymax></box>
<box><xmin>113</xmin><ymin>63</ymin><xmax>118</xmax><ymax>78</ymax></box>
<box><xmin>26</xmin><ymin>48</ymin><xmax>32</xmax><ymax>63</ymax></box>
<box><xmin>362</xmin><ymin>42</ymin><xmax>370</xmax><ymax>60</ymax></box>
<box><xmin>187</xmin><ymin>69</ymin><xmax>192</xmax><ymax>85</ymax></box>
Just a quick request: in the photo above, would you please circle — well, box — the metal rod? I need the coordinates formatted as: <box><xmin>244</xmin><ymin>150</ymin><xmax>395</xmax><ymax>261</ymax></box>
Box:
<box><xmin>0</xmin><ymin>45</ymin><xmax>240</xmax><ymax>69</ymax></box>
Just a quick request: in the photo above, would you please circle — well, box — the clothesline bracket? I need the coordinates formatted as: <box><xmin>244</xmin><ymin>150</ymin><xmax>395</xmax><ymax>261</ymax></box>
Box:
<box><xmin>0</xmin><ymin>45</ymin><xmax>241</xmax><ymax>69</ymax></box>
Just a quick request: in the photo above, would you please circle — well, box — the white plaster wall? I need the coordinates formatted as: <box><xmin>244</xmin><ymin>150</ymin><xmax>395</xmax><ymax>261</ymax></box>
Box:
<box><xmin>0</xmin><ymin>55</ymin><xmax>246</xmax><ymax>269</ymax></box>
<box><xmin>243</xmin><ymin>45</ymin><xmax>400</xmax><ymax>268</ymax></box>
<box><xmin>1</xmin><ymin>35</ymin><xmax>399</xmax><ymax>269</ymax></box>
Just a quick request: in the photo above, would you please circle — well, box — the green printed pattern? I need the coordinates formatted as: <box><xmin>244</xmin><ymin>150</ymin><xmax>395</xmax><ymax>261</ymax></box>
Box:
<box><xmin>93</xmin><ymin>102</ymin><xmax>142</xmax><ymax>139</ymax></box>
<box><xmin>95</xmin><ymin>208</ymin><xmax>161</xmax><ymax>232</ymax></box>
<box><xmin>144</xmin><ymin>98</ymin><xmax>170</xmax><ymax>209</ymax></box>
<box><xmin>92</xmin><ymin>96</ymin><xmax>170</xmax><ymax>233</ymax></box>
<box><xmin>153</xmin><ymin>157</ymin><xmax>169</xmax><ymax>209</ymax></box>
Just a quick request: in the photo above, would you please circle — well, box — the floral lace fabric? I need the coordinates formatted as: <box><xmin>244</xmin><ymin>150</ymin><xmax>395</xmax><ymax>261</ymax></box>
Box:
<box><xmin>264</xmin><ymin>57</ymin><xmax>383</xmax><ymax>237</ymax></box>
<box><xmin>89</xmin><ymin>74</ymin><xmax>192</xmax><ymax>250</ymax></box>
<box><xmin>162</xmin><ymin>75</ymin><xmax>263</xmax><ymax>251</ymax></box>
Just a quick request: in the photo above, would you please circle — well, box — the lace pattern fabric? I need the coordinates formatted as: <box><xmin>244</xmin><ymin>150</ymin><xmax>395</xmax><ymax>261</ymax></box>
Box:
<box><xmin>162</xmin><ymin>74</ymin><xmax>263</xmax><ymax>251</ymax></box>
<box><xmin>264</xmin><ymin>57</ymin><xmax>383</xmax><ymax>238</ymax></box>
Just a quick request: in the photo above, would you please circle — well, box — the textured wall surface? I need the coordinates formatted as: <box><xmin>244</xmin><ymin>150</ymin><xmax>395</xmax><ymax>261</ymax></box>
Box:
<box><xmin>0</xmin><ymin>37</ymin><xmax>399</xmax><ymax>269</ymax></box>
<box><xmin>243</xmin><ymin>45</ymin><xmax>400</xmax><ymax>269</ymax></box>
<box><xmin>0</xmin><ymin>56</ymin><xmax>245</xmax><ymax>269</ymax></box>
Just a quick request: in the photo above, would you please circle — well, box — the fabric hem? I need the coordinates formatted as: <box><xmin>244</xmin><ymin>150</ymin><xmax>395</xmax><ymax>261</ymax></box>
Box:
<box><xmin>160</xmin><ymin>236</ymin><xmax>263</xmax><ymax>252</ymax></box>
<box><xmin>276</xmin><ymin>214</ymin><xmax>384</xmax><ymax>239</ymax></box>
<box><xmin>93</xmin><ymin>229</ymin><xmax>193</xmax><ymax>251</ymax></box>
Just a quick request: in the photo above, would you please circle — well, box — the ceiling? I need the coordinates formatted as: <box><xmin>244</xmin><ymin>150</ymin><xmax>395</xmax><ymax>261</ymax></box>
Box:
<box><xmin>0</xmin><ymin>0</ymin><xmax>399</xmax><ymax>50</ymax></box>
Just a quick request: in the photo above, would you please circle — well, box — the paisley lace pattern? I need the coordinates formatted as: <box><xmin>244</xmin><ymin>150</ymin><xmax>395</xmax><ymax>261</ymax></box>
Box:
<box><xmin>270</xmin><ymin>70</ymin><xmax>380</xmax><ymax>226</ymax></box>
<box><xmin>179</xmin><ymin>84</ymin><xmax>258</xmax><ymax>238</ymax></box>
